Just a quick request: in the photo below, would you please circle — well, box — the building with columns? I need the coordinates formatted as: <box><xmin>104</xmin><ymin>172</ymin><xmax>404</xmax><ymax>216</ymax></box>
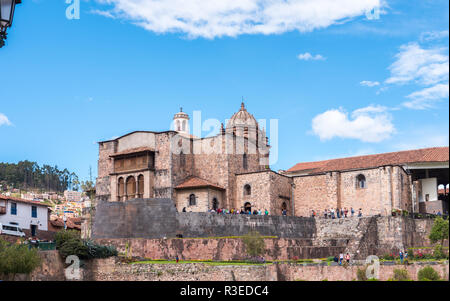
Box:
<box><xmin>95</xmin><ymin>103</ymin><xmax>449</xmax><ymax>216</ymax></box>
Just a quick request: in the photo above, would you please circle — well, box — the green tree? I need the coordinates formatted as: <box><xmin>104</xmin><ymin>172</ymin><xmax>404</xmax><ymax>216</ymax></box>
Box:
<box><xmin>0</xmin><ymin>239</ymin><xmax>41</xmax><ymax>280</ymax></box>
<box><xmin>242</xmin><ymin>231</ymin><xmax>265</xmax><ymax>260</ymax></box>
<box><xmin>429</xmin><ymin>217</ymin><xmax>449</xmax><ymax>246</ymax></box>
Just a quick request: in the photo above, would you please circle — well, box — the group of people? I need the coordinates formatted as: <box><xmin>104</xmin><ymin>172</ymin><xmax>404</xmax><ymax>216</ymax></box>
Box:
<box><xmin>310</xmin><ymin>208</ymin><xmax>363</xmax><ymax>219</ymax></box>
<box><xmin>206</xmin><ymin>208</ymin><xmax>270</xmax><ymax>216</ymax></box>
<box><xmin>333</xmin><ymin>253</ymin><xmax>351</xmax><ymax>265</ymax></box>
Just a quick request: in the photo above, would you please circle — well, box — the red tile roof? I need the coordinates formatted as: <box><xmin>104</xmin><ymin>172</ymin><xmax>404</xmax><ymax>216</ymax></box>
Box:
<box><xmin>49</xmin><ymin>217</ymin><xmax>81</xmax><ymax>230</ymax></box>
<box><xmin>175</xmin><ymin>177</ymin><xmax>225</xmax><ymax>190</ymax></box>
<box><xmin>287</xmin><ymin>147</ymin><xmax>449</xmax><ymax>174</ymax></box>
<box><xmin>0</xmin><ymin>194</ymin><xmax>50</xmax><ymax>207</ymax></box>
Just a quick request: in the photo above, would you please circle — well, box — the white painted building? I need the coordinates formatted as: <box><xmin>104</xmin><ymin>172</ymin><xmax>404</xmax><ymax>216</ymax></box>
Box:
<box><xmin>0</xmin><ymin>195</ymin><xmax>49</xmax><ymax>236</ymax></box>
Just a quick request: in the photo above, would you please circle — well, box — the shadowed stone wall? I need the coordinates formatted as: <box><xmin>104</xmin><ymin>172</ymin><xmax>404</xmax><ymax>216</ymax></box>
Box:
<box><xmin>93</xmin><ymin>198</ymin><xmax>317</xmax><ymax>239</ymax></box>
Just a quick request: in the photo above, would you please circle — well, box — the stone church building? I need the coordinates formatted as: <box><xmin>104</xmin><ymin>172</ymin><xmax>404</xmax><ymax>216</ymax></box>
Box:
<box><xmin>96</xmin><ymin>103</ymin><xmax>449</xmax><ymax>217</ymax></box>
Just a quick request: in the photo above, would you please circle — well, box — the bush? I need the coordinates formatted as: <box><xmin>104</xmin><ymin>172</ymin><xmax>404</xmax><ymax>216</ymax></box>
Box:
<box><xmin>55</xmin><ymin>230</ymin><xmax>117</xmax><ymax>260</ymax></box>
<box><xmin>55</xmin><ymin>230</ymin><xmax>81</xmax><ymax>249</ymax></box>
<box><xmin>0</xmin><ymin>238</ymin><xmax>41</xmax><ymax>280</ymax></box>
<box><xmin>356</xmin><ymin>266</ymin><xmax>368</xmax><ymax>281</ymax></box>
<box><xmin>392</xmin><ymin>269</ymin><xmax>410</xmax><ymax>281</ymax></box>
<box><xmin>418</xmin><ymin>266</ymin><xmax>440</xmax><ymax>281</ymax></box>
<box><xmin>242</xmin><ymin>231</ymin><xmax>265</xmax><ymax>260</ymax></box>
<box><xmin>433</xmin><ymin>244</ymin><xmax>448</xmax><ymax>260</ymax></box>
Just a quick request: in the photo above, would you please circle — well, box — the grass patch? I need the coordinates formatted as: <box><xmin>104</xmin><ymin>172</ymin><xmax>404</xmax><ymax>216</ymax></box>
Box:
<box><xmin>173</xmin><ymin>236</ymin><xmax>278</xmax><ymax>240</ymax></box>
<box><xmin>130</xmin><ymin>259</ymin><xmax>273</xmax><ymax>266</ymax></box>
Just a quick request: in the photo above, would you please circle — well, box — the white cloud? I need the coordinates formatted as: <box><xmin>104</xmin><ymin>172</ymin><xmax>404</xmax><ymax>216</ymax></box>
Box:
<box><xmin>312</xmin><ymin>105</ymin><xmax>395</xmax><ymax>143</ymax></box>
<box><xmin>297</xmin><ymin>52</ymin><xmax>325</xmax><ymax>61</ymax></box>
<box><xmin>0</xmin><ymin>113</ymin><xmax>12</xmax><ymax>127</ymax></box>
<box><xmin>94</xmin><ymin>0</ymin><xmax>382</xmax><ymax>39</ymax></box>
<box><xmin>386</xmin><ymin>42</ymin><xmax>449</xmax><ymax>86</ymax></box>
<box><xmin>360</xmin><ymin>80</ymin><xmax>380</xmax><ymax>87</ymax></box>
<box><xmin>420</xmin><ymin>30</ymin><xmax>449</xmax><ymax>42</ymax></box>
<box><xmin>403</xmin><ymin>83</ymin><xmax>449</xmax><ymax>109</ymax></box>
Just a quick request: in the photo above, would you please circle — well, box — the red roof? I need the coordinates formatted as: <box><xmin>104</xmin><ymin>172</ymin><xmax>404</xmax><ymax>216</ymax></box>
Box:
<box><xmin>175</xmin><ymin>177</ymin><xmax>225</xmax><ymax>190</ymax></box>
<box><xmin>287</xmin><ymin>147</ymin><xmax>449</xmax><ymax>174</ymax></box>
<box><xmin>49</xmin><ymin>217</ymin><xmax>81</xmax><ymax>230</ymax></box>
<box><xmin>0</xmin><ymin>194</ymin><xmax>49</xmax><ymax>207</ymax></box>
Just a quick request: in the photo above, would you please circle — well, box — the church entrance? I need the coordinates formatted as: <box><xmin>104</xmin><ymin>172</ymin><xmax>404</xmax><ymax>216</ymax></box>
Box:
<box><xmin>212</xmin><ymin>198</ymin><xmax>219</xmax><ymax>211</ymax></box>
<box><xmin>244</xmin><ymin>202</ymin><xmax>252</xmax><ymax>213</ymax></box>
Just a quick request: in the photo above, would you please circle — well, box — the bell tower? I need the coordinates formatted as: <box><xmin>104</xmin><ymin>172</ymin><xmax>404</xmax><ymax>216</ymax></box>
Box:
<box><xmin>173</xmin><ymin>107</ymin><xmax>190</xmax><ymax>135</ymax></box>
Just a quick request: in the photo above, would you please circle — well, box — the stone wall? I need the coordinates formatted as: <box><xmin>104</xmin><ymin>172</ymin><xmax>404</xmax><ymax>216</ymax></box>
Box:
<box><xmin>92</xmin><ymin>199</ymin><xmax>317</xmax><ymax>239</ymax></box>
<box><xmin>83</xmin><ymin>258</ymin><xmax>449</xmax><ymax>281</ymax></box>
<box><xmin>293</xmin><ymin>166</ymin><xmax>412</xmax><ymax>217</ymax></box>
<box><xmin>94</xmin><ymin>238</ymin><xmax>344</xmax><ymax>261</ymax></box>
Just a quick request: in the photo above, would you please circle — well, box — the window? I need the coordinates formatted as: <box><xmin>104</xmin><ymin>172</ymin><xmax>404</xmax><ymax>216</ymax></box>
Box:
<box><xmin>189</xmin><ymin>194</ymin><xmax>196</xmax><ymax>206</ymax></box>
<box><xmin>31</xmin><ymin>206</ymin><xmax>37</xmax><ymax>218</ymax></box>
<box><xmin>118</xmin><ymin>177</ymin><xmax>125</xmax><ymax>200</ymax></box>
<box><xmin>11</xmin><ymin>202</ymin><xmax>17</xmax><ymax>215</ymax></box>
<box><xmin>243</xmin><ymin>153</ymin><xmax>248</xmax><ymax>170</ymax></box>
<box><xmin>244</xmin><ymin>184</ymin><xmax>252</xmax><ymax>196</ymax></box>
<box><xmin>138</xmin><ymin>175</ymin><xmax>144</xmax><ymax>198</ymax></box>
<box><xmin>357</xmin><ymin>174</ymin><xmax>366</xmax><ymax>189</ymax></box>
<box><xmin>126</xmin><ymin>176</ymin><xmax>136</xmax><ymax>199</ymax></box>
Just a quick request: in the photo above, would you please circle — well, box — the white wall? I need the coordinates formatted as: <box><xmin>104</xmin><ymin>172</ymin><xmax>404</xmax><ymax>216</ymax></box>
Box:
<box><xmin>0</xmin><ymin>201</ymin><xmax>48</xmax><ymax>231</ymax></box>
<box><xmin>420</xmin><ymin>178</ymin><xmax>438</xmax><ymax>202</ymax></box>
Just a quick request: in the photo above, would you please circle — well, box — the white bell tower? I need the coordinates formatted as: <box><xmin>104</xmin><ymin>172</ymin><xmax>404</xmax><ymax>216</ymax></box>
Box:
<box><xmin>173</xmin><ymin>107</ymin><xmax>190</xmax><ymax>135</ymax></box>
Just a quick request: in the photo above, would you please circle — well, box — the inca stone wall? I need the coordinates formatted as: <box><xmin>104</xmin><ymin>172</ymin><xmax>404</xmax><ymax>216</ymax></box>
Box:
<box><xmin>92</xmin><ymin>198</ymin><xmax>317</xmax><ymax>239</ymax></box>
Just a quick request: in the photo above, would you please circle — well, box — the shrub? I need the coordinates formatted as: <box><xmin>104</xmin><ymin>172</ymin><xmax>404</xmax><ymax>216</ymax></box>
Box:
<box><xmin>418</xmin><ymin>266</ymin><xmax>440</xmax><ymax>281</ymax></box>
<box><xmin>0</xmin><ymin>238</ymin><xmax>41</xmax><ymax>280</ymax></box>
<box><xmin>242</xmin><ymin>231</ymin><xmax>265</xmax><ymax>260</ymax></box>
<box><xmin>392</xmin><ymin>269</ymin><xmax>410</xmax><ymax>281</ymax></box>
<box><xmin>356</xmin><ymin>266</ymin><xmax>368</xmax><ymax>281</ymax></box>
<box><xmin>433</xmin><ymin>244</ymin><xmax>448</xmax><ymax>260</ymax></box>
<box><xmin>58</xmin><ymin>237</ymin><xmax>89</xmax><ymax>260</ymax></box>
<box><xmin>55</xmin><ymin>230</ymin><xmax>81</xmax><ymax>249</ymax></box>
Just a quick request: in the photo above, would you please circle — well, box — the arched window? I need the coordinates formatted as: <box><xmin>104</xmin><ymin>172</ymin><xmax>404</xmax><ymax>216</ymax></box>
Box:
<box><xmin>189</xmin><ymin>194</ymin><xmax>196</xmax><ymax>206</ymax></box>
<box><xmin>126</xmin><ymin>176</ymin><xmax>136</xmax><ymax>199</ymax></box>
<box><xmin>176</xmin><ymin>120</ymin><xmax>181</xmax><ymax>131</ymax></box>
<box><xmin>357</xmin><ymin>174</ymin><xmax>366</xmax><ymax>189</ymax></box>
<box><xmin>138</xmin><ymin>175</ymin><xmax>144</xmax><ymax>198</ymax></box>
<box><xmin>118</xmin><ymin>177</ymin><xmax>125</xmax><ymax>201</ymax></box>
<box><xmin>243</xmin><ymin>153</ymin><xmax>248</xmax><ymax>170</ymax></box>
<box><xmin>244</xmin><ymin>184</ymin><xmax>251</xmax><ymax>196</ymax></box>
<box><xmin>182</xmin><ymin>120</ymin><xmax>187</xmax><ymax>131</ymax></box>
<box><xmin>212</xmin><ymin>198</ymin><xmax>219</xmax><ymax>210</ymax></box>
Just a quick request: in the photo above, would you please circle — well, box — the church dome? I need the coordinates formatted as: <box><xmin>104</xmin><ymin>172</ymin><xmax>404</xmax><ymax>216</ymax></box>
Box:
<box><xmin>226</xmin><ymin>102</ymin><xmax>258</xmax><ymax>130</ymax></box>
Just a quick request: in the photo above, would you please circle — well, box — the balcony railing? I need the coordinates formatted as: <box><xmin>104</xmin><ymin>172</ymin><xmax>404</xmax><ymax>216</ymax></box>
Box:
<box><xmin>0</xmin><ymin>206</ymin><xmax>6</xmax><ymax>214</ymax></box>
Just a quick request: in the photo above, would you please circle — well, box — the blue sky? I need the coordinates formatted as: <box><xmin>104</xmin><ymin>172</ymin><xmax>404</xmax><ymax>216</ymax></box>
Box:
<box><xmin>0</xmin><ymin>0</ymin><xmax>448</xmax><ymax>182</ymax></box>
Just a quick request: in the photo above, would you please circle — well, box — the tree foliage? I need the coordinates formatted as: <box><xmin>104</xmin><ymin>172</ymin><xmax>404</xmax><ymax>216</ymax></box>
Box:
<box><xmin>429</xmin><ymin>217</ymin><xmax>449</xmax><ymax>245</ymax></box>
<box><xmin>0</xmin><ymin>238</ymin><xmax>41</xmax><ymax>280</ymax></box>
<box><xmin>0</xmin><ymin>161</ymin><xmax>78</xmax><ymax>193</ymax></box>
<box><xmin>242</xmin><ymin>231</ymin><xmax>265</xmax><ymax>259</ymax></box>
<box><xmin>55</xmin><ymin>230</ymin><xmax>117</xmax><ymax>260</ymax></box>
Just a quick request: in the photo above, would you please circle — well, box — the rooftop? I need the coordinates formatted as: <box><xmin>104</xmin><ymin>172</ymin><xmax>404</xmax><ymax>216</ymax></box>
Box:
<box><xmin>287</xmin><ymin>147</ymin><xmax>449</xmax><ymax>174</ymax></box>
<box><xmin>0</xmin><ymin>194</ymin><xmax>50</xmax><ymax>207</ymax></box>
<box><xmin>175</xmin><ymin>176</ymin><xmax>225</xmax><ymax>191</ymax></box>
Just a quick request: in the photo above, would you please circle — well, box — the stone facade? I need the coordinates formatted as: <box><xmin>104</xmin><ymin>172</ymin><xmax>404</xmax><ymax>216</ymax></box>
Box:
<box><xmin>293</xmin><ymin>166</ymin><xmax>413</xmax><ymax>217</ymax></box>
<box><xmin>94</xmin><ymin>103</ymin><xmax>430</xmax><ymax>224</ymax></box>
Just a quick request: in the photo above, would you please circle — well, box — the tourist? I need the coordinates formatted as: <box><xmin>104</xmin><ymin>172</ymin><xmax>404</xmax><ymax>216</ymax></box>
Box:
<box><xmin>265</xmin><ymin>209</ymin><xmax>269</xmax><ymax>215</ymax></box>
<box><xmin>258</xmin><ymin>209</ymin><xmax>262</xmax><ymax>215</ymax></box>
<box><xmin>437</xmin><ymin>211</ymin><xmax>442</xmax><ymax>216</ymax></box>
<box><xmin>282</xmin><ymin>209</ymin><xmax>287</xmax><ymax>216</ymax></box>
<box><xmin>344</xmin><ymin>208</ymin><xmax>348</xmax><ymax>218</ymax></box>
<box><xmin>345</xmin><ymin>253</ymin><xmax>350</xmax><ymax>264</ymax></box>
<box><xmin>399</xmin><ymin>250</ymin><xmax>404</xmax><ymax>264</ymax></box>
<box><xmin>340</xmin><ymin>208</ymin><xmax>344</xmax><ymax>218</ymax></box>
<box><xmin>336</xmin><ymin>208</ymin><xmax>340</xmax><ymax>219</ymax></box>
<box><xmin>339</xmin><ymin>253</ymin><xmax>344</xmax><ymax>265</ymax></box>
<box><xmin>358</xmin><ymin>208</ymin><xmax>362</xmax><ymax>217</ymax></box>
<box><xmin>331</xmin><ymin>208</ymin><xmax>335</xmax><ymax>219</ymax></box>
<box><xmin>333</xmin><ymin>255</ymin><xmax>339</xmax><ymax>263</ymax></box>
<box><xmin>182</xmin><ymin>207</ymin><xmax>187</xmax><ymax>213</ymax></box>
<box><xmin>324</xmin><ymin>209</ymin><xmax>328</xmax><ymax>219</ymax></box>
<box><xmin>176</xmin><ymin>255</ymin><xmax>179</xmax><ymax>263</ymax></box>
<box><xmin>351</xmin><ymin>207</ymin><xmax>355</xmax><ymax>217</ymax></box>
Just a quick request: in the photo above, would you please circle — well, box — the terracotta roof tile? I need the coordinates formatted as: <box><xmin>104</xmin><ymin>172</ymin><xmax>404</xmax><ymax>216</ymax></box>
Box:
<box><xmin>287</xmin><ymin>147</ymin><xmax>449</xmax><ymax>174</ymax></box>
<box><xmin>175</xmin><ymin>177</ymin><xmax>225</xmax><ymax>190</ymax></box>
<box><xmin>0</xmin><ymin>195</ymin><xmax>49</xmax><ymax>207</ymax></box>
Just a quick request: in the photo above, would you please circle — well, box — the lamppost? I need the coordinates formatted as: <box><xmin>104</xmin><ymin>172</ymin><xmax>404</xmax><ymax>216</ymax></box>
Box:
<box><xmin>0</xmin><ymin>0</ymin><xmax>22</xmax><ymax>48</ymax></box>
